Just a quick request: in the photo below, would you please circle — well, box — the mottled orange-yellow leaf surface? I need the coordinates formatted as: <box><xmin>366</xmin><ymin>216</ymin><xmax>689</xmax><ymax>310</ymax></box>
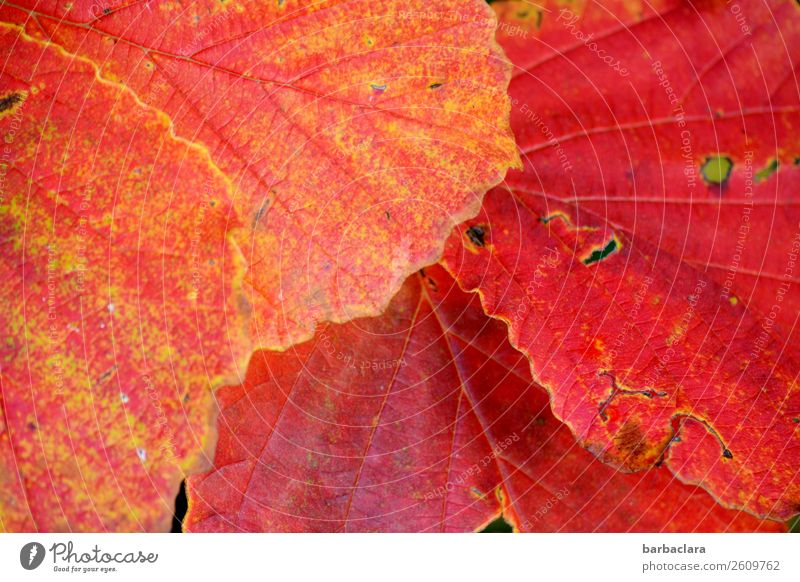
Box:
<box><xmin>0</xmin><ymin>26</ymin><xmax>250</xmax><ymax>531</ymax></box>
<box><xmin>440</xmin><ymin>0</ymin><xmax>800</xmax><ymax>521</ymax></box>
<box><xmin>2</xmin><ymin>0</ymin><xmax>519</xmax><ymax>349</ymax></box>
<box><xmin>185</xmin><ymin>265</ymin><xmax>783</xmax><ymax>532</ymax></box>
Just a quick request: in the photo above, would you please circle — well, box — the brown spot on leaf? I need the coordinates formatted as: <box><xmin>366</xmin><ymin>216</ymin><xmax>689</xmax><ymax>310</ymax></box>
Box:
<box><xmin>0</xmin><ymin>91</ymin><xmax>26</xmax><ymax>117</ymax></box>
<box><xmin>614</xmin><ymin>419</ymin><xmax>650</xmax><ymax>466</ymax></box>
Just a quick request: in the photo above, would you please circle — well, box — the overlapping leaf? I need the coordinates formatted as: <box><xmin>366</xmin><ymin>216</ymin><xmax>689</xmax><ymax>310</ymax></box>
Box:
<box><xmin>185</xmin><ymin>265</ymin><xmax>782</xmax><ymax>532</ymax></box>
<box><xmin>3</xmin><ymin>0</ymin><xmax>519</xmax><ymax>349</ymax></box>
<box><xmin>494</xmin><ymin>0</ymin><xmax>800</xmax><ymax>344</ymax></box>
<box><xmin>441</xmin><ymin>0</ymin><xmax>800</xmax><ymax>520</ymax></box>
<box><xmin>0</xmin><ymin>27</ymin><xmax>249</xmax><ymax>531</ymax></box>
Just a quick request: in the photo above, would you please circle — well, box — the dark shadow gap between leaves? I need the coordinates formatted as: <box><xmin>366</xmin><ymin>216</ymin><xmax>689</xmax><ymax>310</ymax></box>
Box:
<box><xmin>171</xmin><ymin>480</ymin><xmax>188</xmax><ymax>533</ymax></box>
<box><xmin>480</xmin><ymin>515</ymin><xmax>513</xmax><ymax>533</ymax></box>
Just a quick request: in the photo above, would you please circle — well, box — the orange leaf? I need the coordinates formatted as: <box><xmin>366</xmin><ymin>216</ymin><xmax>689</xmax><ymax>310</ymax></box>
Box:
<box><xmin>0</xmin><ymin>26</ymin><xmax>250</xmax><ymax>531</ymax></box>
<box><xmin>3</xmin><ymin>0</ymin><xmax>520</xmax><ymax>349</ymax></box>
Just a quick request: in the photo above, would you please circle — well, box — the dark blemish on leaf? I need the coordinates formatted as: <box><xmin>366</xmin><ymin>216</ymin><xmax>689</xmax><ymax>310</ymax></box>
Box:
<box><xmin>583</xmin><ymin>238</ymin><xmax>618</xmax><ymax>266</ymax></box>
<box><xmin>466</xmin><ymin>225</ymin><xmax>486</xmax><ymax>247</ymax></box>
<box><xmin>385</xmin><ymin>210</ymin><xmax>391</xmax><ymax>221</ymax></box>
<box><xmin>596</xmin><ymin>371</ymin><xmax>666</xmax><ymax>421</ymax></box>
<box><xmin>0</xmin><ymin>91</ymin><xmax>25</xmax><ymax>114</ymax></box>
<box><xmin>640</xmin><ymin>390</ymin><xmax>668</xmax><ymax>398</ymax></box>
<box><xmin>792</xmin><ymin>417</ymin><xmax>799</xmax><ymax>423</ymax></box>
<box><xmin>103</xmin><ymin>7</ymin><xmax>111</xmax><ymax>14</ymax></box>
<box><xmin>418</xmin><ymin>268</ymin><xmax>438</xmax><ymax>292</ymax></box>
<box><xmin>671</xmin><ymin>413</ymin><xmax>733</xmax><ymax>462</ymax></box>
<box><xmin>253</xmin><ymin>198</ymin><xmax>269</xmax><ymax>227</ymax></box>
<box><xmin>428</xmin><ymin>83</ymin><xmax>443</xmax><ymax>90</ymax></box>
<box><xmin>700</xmin><ymin>155</ymin><xmax>733</xmax><ymax>188</ymax></box>
<box><xmin>97</xmin><ymin>365</ymin><xmax>118</xmax><ymax>384</ymax></box>
<box><xmin>27</xmin><ymin>422</ymin><xmax>37</xmax><ymax>431</ymax></box>
<box><xmin>183</xmin><ymin>393</ymin><xmax>190</xmax><ymax>403</ymax></box>
<box><xmin>755</xmin><ymin>159</ymin><xmax>779</xmax><ymax>182</ymax></box>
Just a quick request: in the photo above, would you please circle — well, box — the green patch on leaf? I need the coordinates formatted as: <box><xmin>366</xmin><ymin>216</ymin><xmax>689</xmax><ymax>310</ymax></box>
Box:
<box><xmin>755</xmin><ymin>159</ymin><xmax>779</xmax><ymax>182</ymax></box>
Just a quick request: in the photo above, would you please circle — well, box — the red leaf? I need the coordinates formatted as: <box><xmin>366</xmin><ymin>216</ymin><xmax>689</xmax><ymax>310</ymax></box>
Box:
<box><xmin>0</xmin><ymin>26</ymin><xmax>250</xmax><ymax>531</ymax></box>
<box><xmin>185</xmin><ymin>265</ymin><xmax>782</xmax><ymax>532</ymax></box>
<box><xmin>440</xmin><ymin>0</ymin><xmax>800</xmax><ymax>521</ymax></box>
<box><xmin>3</xmin><ymin>0</ymin><xmax>519</xmax><ymax>349</ymax></box>
<box><xmin>495</xmin><ymin>0</ymin><xmax>800</xmax><ymax>345</ymax></box>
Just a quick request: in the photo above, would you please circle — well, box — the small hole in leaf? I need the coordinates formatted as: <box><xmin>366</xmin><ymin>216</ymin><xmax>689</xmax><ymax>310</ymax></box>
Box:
<box><xmin>539</xmin><ymin>212</ymin><xmax>568</xmax><ymax>225</ymax></box>
<box><xmin>722</xmin><ymin>449</ymin><xmax>734</xmax><ymax>459</ymax></box>
<box><xmin>466</xmin><ymin>225</ymin><xmax>486</xmax><ymax>247</ymax></box>
<box><xmin>429</xmin><ymin>82</ymin><xmax>443</xmax><ymax>90</ymax></box>
<box><xmin>701</xmin><ymin>155</ymin><xmax>733</xmax><ymax>187</ymax></box>
<box><xmin>583</xmin><ymin>238</ymin><xmax>618</xmax><ymax>265</ymax></box>
<box><xmin>171</xmin><ymin>480</ymin><xmax>188</xmax><ymax>532</ymax></box>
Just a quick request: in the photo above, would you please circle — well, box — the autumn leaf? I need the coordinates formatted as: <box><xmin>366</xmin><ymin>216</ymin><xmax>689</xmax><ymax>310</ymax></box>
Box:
<box><xmin>494</xmin><ymin>0</ymin><xmax>800</xmax><ymax>347</ymax></box>
<box><xmin>184</xmin><ymin>265</ymin><xmax>782</xmax><ymax>532</ymax></box>
<box><xmin>440</xmin><ymin>0</ymin><xmax>800</xmax><ymax>521</ymax></box>
<box><xmin>0</xmin><ymin>26</ymin><xmax>250</xmax><ymax>531</ymax></box>
<box><xmin>3</xmin><ymin>0</ymin><xmax>520</xmax><ymax>349</ymax></box>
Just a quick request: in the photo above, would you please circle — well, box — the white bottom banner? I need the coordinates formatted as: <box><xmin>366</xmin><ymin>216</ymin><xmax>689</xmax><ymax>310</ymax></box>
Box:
<box><xmin>0</xmin><ymin>533</ymin><xmax>797</xmax><ymax>581</ymax></box>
